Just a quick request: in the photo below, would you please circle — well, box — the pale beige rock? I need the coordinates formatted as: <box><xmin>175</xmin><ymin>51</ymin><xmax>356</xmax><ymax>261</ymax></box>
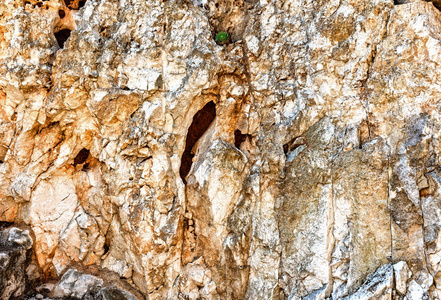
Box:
<box><xmin>2</xmin><ymin>0</ymin><xmax>441</xmax><ymax>298</ymax></box>
<box><xmin>394</xmin><ymin>261</ymin><xmax>412</xmax><ymax>296</ymax></box>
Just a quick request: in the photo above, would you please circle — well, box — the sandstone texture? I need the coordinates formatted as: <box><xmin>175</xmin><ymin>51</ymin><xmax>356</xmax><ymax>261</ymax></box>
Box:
<box><xmin>2</xmin><ymin>0</ymin><xmax>441</xmax><ymax>298</ymax></box>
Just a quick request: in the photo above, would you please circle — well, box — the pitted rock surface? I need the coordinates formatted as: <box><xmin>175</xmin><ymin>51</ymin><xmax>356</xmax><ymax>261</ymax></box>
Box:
<box><xmin>2</xmin><ymin>0</ymin><xmax>441</xmax><ymax>299</ymax></box>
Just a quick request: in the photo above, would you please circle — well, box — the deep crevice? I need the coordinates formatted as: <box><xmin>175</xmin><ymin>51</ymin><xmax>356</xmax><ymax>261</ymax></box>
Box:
<box><xmin>102</xmin><ymin>239</ymin><xmax>110</xmax><ymax>257</ymax></box>
<box><xmin>283</xmin><ymin>136</ymin><xmax>306</xmax><ymax>155</ymax></box>
<box><xmin>73</xmin><ymin>148</ymin><xmax>89</xmax><ymax>166</ymax></box>
<box><xmin>55</xmin><ymin>29</ymin><xmax>71</xmax><ymax>48</ymax></box>
<box><xmin>179</xmin><ymin>101</ymin><xmax>216</xmax><ymax>183</ymax></box>
<box><xmin>0</xmin><ymin>221</ymin><xmax>13</xmax><ymax>229</ymax></box>
<box><xmin>234</xmin><ymin>129</ymin><xmax>250</xmax><ymax>148</ymax></box>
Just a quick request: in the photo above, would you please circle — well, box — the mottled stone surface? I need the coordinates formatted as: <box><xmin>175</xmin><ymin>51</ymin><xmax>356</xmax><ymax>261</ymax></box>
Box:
<box><xmin>2</xmin><ymin>0</ymin><xmax>441</xmax><ymax>298</ymax></box>
<box><xmin>0</xmin><ymin>227</ymin><xmax>38</xmax><ymax>299</ymax></box>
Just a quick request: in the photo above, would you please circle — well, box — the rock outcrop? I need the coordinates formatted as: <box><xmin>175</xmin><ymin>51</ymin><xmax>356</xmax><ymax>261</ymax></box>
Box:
<box><xmin>0</xmin><ymin>226</ymin><xmax>38</xmax><ymax>299</ymax></box>
<box><xmin>2</xmin><ymin>0</ymin><xmax>441</xmax><ymax>298</ymax></box>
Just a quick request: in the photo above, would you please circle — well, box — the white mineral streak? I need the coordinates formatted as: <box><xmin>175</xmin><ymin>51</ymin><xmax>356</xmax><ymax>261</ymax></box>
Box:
<box><xmin>2</xmin><ymin>0</ymin><xmax>441</xmax><ymax>299</ymax></box>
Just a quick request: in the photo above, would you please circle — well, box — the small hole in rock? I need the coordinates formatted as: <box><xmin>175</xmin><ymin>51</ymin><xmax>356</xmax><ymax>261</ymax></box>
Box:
<box><xmin>180</xmin><ymin>101</ymin><xmax>216</xmax><ymax>183</ymax></box>
<box><xmin>55</xmin><ymin>29</ymin><xmax>71</xmax><ymax>48</ymax></box>
<box><xmin>74</xmin><ymin>148</ymin><xmax>89</xmax><ymax>165</ymax></box>
<box><xmin>234</xmin><ymin>130</ymin><xmax>250</xmax><ymax>148</ymax></box>
<box><xmin>102</xmin><ymin>235</ymin><xmax>110</xmax><ymax>256</ymax></box>
<box><xmin>420</xmin><ymin>187</ymin><xmax>431</xmax><ymax>198</ymax></box>
<box><xmin>64</xmin><ymin>0</ymin><xmax>72</xmax><ymax>6</ymax></box>
<box><xmin>58</xmin><ymin>10</ymin><xmax>65</xmax><ymax>18</ymax></box>
<box><xmin>36</xmin><ymin>2</ymin><xmax>42</xmax><ymax>7</ymax></box>
<box><xmin>78</xmin><ymin>0</ymin><xmax>86</xmax><ymax>8</ymax></box>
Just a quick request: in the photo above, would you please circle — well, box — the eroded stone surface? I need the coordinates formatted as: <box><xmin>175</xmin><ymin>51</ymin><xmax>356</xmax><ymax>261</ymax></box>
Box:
<box><xmin>0</xmin><ymin>227</ymin><xmax>39</xmax><ymax>300</ymax></box>
<box><xmin>2</xmin><ymin>0</ymin><xmax>441</xmax><ymax>299</ymax></box>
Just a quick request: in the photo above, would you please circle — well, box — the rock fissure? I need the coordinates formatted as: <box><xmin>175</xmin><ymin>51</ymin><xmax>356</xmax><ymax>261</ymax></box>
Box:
<box><xmin>73</xmin><ymin>148</ymin><xmax>90</xmax><ymax>166</ymax></box>
<box><xmin>387</xmin><ymin>154</ymin><xmax>393</xmax><ymax>265</ymax></box>
<box><xmin>54</xmin><ymin>29</ymin><xmax>72</xmax><ymax>49</ymax></box>
<box><xmin>179</xmin><ymin>101</ymin><xmax>216</xmax><ymax>183</ymax></box>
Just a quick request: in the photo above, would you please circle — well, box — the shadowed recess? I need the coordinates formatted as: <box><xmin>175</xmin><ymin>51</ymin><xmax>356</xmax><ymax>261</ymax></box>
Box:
<box><xmin>0</xmin><ymin>145</ymin><xmax>7</xmax><ymax>163</ymax></box>
<box><xmin>64</xmin><ymin>0</ymin><xmax>87</xmax><ymax>9</ymax></box>
<box><xmin>74</xmin><ymin>148</ymin><xmax>89</xmax><ymax>165</ymax></box>
<box><xmin>234</xmin><ymin>130</ymin><xmax>250</xmax><ymax>148</ymax></box>
<box><xmin>55</xmin><ymin>29</ymin><xmax>71</xmax><ymax>48</ymax></box>
<box><xmin>0</xmin><ymin>222</ymin><xmax>13</xmax><ymax>229</ymax></box>
<box><xmin>283</xmin><ymin>136</ymin><xmax>306</xmax><ymax>154</ymax></box>
<box><xmin>432</xmin><ymin>0</ymin><xmax>441</xmax><ymax>10</ymax></box>
<box><xmin>180</xmin><ymin>101</ymin><xmax>216</xmax><ymax>183</ymax></box>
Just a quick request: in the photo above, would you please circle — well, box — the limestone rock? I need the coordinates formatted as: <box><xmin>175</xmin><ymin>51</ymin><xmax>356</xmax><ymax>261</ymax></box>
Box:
<box><xmin>342</xmin><ymin>264</ymin><xmax>393</xmax><ymax>300</ymax></box>
<box><xmin>2</xmin><ymin>0</ymin><xmax>441</xmax><ymax>298</ymax></box>
<box><xmin>393</xmin><ymin>261</ymin><xmax>412</xmax><ymax>296</ymax></box>
<box><xmin>52</xmin><ymin>269</ymin><xmax>104</xmax><ymax>299</ymax></box>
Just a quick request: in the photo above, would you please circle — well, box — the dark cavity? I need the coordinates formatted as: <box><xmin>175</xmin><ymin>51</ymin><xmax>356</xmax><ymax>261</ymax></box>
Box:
<box><xmin>179</xmin><ymin>101</ymin><xmax>216</xmax><ymax>183</ymax></box>
<box><xmin>55</xmin><ymin>29</ymin><xmax>71</xmax><ymax>48</ymax></box>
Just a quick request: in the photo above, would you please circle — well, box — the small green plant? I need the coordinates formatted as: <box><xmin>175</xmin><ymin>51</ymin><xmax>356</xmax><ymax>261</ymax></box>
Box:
<box><xmin>215</xmin><ymin>31</ymin><xmax>229</xmax><ymax>45</ymax></box>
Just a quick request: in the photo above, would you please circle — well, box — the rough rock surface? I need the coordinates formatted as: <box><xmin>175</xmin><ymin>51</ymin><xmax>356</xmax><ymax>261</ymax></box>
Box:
<box><xmin>2</xmin><ymin>0</ymin><xmax>441</xmax><ymax>299</ymax></box>
<box><xmin>0</xmin><ymin>226</ymin><xmax>38</xmax><ymax>299</ymax></box>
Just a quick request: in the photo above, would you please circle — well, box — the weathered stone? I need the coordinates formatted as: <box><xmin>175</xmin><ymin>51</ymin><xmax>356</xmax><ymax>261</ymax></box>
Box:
<box><xmin>342</xmin><ymin>263</ymin><xmax>393</xmax><ymax>300</ymax></box>
<box><xmin>2</xmin><ymin>0</ymin><xmax>441</xmax><ymax>298</ymax></box>
<box><xmin>97</xmin><ymin>286</ymin><xmax>138</xmax><ymax>300</ymax></box>
<box><xmin>52</xmin><ymin>269</ymin><xmax>103</xmax><ymax>299</ymax></box>
<box><xmin>393</xmin><ymin>261</ymin><xmax>412</xmax><ymax>296</ymax></box>
<box><xmin>0</xmin><ymin>227</ymin><xmax>38</xmax><ymax>300</ymax></box>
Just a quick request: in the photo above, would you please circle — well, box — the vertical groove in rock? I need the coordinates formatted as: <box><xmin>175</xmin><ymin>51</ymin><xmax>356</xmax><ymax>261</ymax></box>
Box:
<box><xmin>387</xmin><ymin>154</ymin><xmax>393</xmax><ymax>265</ymax></box>
<box><xmin>179</xmin><ymin>101</ymin><xmax>216</xmax><ymax>183</ymax></box>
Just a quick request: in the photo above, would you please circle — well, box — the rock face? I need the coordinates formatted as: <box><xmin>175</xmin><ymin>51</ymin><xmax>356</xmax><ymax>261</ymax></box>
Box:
<box><xmin>2</xmin><ymin>0</ymin><xmax>441</xmax><ymax>298</ymax></box>
<box><xmin>0</xmin><ymin>227</ymin><xmax>37</xmax><ymax>299</ymax></box>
